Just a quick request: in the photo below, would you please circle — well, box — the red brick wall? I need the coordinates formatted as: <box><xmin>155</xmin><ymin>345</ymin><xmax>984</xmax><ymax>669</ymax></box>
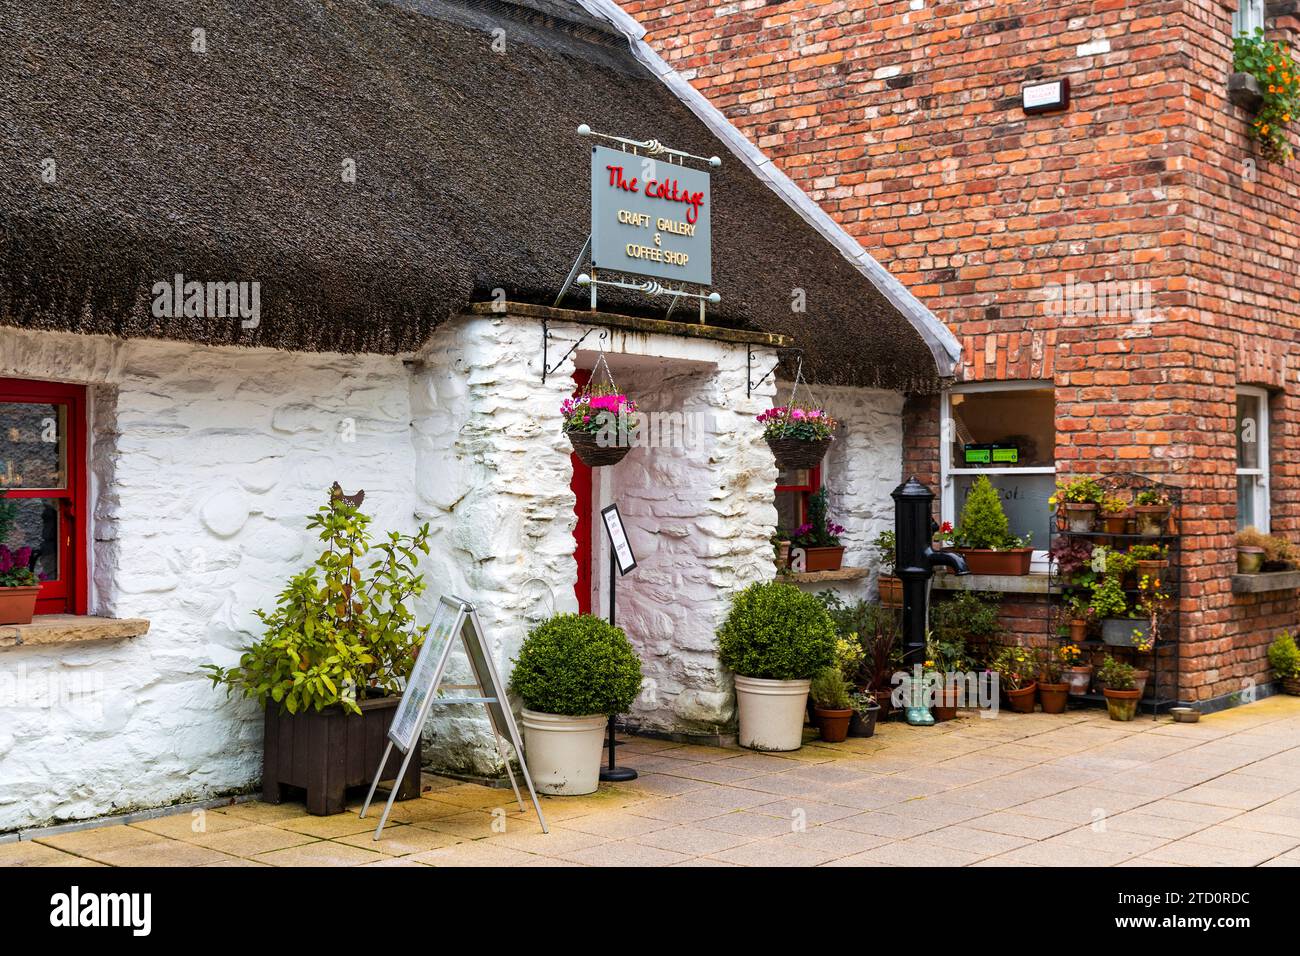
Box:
<box><xmin>625</xmin><ymin>0</ymin><xmax>1300</xmax><ymax>703</ymax></box>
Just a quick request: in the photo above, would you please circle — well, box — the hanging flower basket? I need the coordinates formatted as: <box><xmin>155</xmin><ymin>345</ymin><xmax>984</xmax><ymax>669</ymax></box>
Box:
<box><xmin>562</xmin><ymin>357</ymin><xmax>638</xmax><ymax>469</ymax></box>
<box><xmin>758</xmin><ymin>406</ymin><xmax>836</xmax><ymax>471</ymax></box>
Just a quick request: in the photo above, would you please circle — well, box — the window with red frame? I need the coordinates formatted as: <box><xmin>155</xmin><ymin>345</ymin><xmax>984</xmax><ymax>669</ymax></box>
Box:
<box><xmin>775</xmin><ymin>464</ymin><xmax>821</xmax><ymax>536</ymax></box>
<box><xmin>0</xmin><ymin>378</ymin><xmax>88</xmax><ymax>616</ymax></box>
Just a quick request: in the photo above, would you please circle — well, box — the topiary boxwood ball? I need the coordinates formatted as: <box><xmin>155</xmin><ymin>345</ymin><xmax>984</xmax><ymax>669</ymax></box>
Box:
<box><xmin>717</xmin><ymin>581</ymin><xmax>837</xmax><ymax>680</ymax></box>
<box><xmin>510</xmin><ymin>613</ymin><xmax>644</xmax><ymax>717</ymax></box>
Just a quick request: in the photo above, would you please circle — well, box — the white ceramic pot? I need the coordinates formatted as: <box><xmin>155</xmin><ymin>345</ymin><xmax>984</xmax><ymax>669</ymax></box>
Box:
<box><xmin>520</xmin><ymin>709</ymin><xmax>607</xmax><ymax>795</ymax></box>
<box><xmin>733</xmin><ymin>675</ymin><xmax>811</xmax><ymax>752</ymax></box>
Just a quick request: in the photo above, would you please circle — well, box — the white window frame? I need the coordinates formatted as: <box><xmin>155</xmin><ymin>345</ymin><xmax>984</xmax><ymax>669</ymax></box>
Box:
<box><xmin>940</xmin><ymin>381</ymin><xmax>1055</xmax><ymax>573</ymax></box>
<box><xmin>1236</xmin><ymin>386</ymin><xmax>1270</xmax><ymax>532</ymax></box>
<box><xmin>1234</xmin><ymin>0</ymin><xmax>1266</xmax><ymax>36</ymax></box>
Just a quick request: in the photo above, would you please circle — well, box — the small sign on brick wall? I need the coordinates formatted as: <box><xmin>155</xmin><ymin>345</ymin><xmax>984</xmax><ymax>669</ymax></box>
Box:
<box><xmin>1022</xmin><ymin>78</ymin><xmax>1070</xmax><ymax>115</ymax></box>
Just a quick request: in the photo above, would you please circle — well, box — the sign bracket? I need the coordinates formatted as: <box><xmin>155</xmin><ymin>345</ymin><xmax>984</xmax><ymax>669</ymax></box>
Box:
<box><xmin>748</xmin><ymin>346</ymin><xmax>803</xmax><ymax>399</ymax></box>
<box><xmin>554</xmin><ymin>234</ymin><xmax>593</xmax><ymax>308</ymax></box>
<box><xmin>541</xmin><ymin>320</ymin><xmax>609</xmax><ymax>384</ymax></box>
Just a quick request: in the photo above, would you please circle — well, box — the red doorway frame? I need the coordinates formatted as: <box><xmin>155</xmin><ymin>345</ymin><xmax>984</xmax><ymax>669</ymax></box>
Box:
<box><xmin>0</xmin><ymin>377</ymin><xmax>89</xmax><ymax>616</ymax></box>
<box><xmin>570</xmin><ymin>370</ymin><xmax>593</xmax><ymax>614</ymax></box>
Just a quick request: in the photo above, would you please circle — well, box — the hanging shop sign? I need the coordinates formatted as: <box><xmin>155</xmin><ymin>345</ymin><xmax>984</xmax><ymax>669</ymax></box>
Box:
<box><xmin>590</xmin><ymin>143</ymin><xmax>712</xmax><ymax>287</ymax></box>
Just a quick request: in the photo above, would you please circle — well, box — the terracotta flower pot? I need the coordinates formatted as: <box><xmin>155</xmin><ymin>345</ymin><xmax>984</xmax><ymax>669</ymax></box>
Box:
<box><xmin>1103</xmin><ymin>687</ymin><xmax>1141</xmax><ymax>721</ymax></box>
<box><xmin>1062</xmin><ymin>502</ymin><xmax>1098</xmax><ymax>533</ymax></box>
<box><xmin>1135</xmin><ymin>558</ymin><xmax>1167</xmax><ymax>579</ymax></box>
<box><xmin>1064</xmin><ymin>665</ymin><xmax>1092</xmax><ymax>695</ymax></box>
<box><xmin>1038</xmin><ymin>681</ymin><xmax>1070</xmax><ymax>714</ymax></box>
<box><xmin>1102</xmin><ymin>513</ymin><xmax>1128</xmax><ymax>535</ymax></box>
<box><xmin>814</xmin><ymin>706</ymin><xmax>854</xmax><ymax>743</ymax></box>
<box><xmin>796</xmin><ymin>545</ymin><xmax>845</xmax><ymax>573</ymax></box>
<box><xmin>0</xmin><ymin>585</ymin><xmax>40</xmax><ymax>626</ymax></box>
<box><xmin>1237</xmin><ymin>546</ymin><xmax>1264</xmax><ymax>574</ymax></box>
<box><xmin>1005</xmin><ymin>682</ymin><xmax>1037</xmax><ymax>714</ymax></box>
<box><xmin>766</xmin><ymin>436</ymin><xmax>831</xmax><ymax>471</ymax></box>
<box><xmin>1132</xmin><ymin>669</ymin><xmax>1150</xmax><ymax>698</ymax></box>
<box><xmin>953</xmin><ymin>548</ymin><xmax>1033</xmax><ymax>576</ymax></box>
<box><xmin>1134</xmin><ymin>505</ymin><xmax>1168</xmax><ymax>537</ymax></box>
<box><xmin>878</xmin><ymin>574</ymin><xmax>903</xmax><ymax>608</ymax></box>
<box><xmin>932</xmin><ymin>686</ymin><xmax>960</xmax><ymax>723</ymax></box>
<box><xmin>1068</xmin><ymin>618</ymin><xmax>1088</xmax><ymax>642</ymax></box>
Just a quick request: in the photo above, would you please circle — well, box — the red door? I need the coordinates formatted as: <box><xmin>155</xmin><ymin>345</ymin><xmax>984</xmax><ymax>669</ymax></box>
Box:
<box><xmin>571</xmin><ymin>370</ymin><xmax>593</xmax><ymax>614</ymax></box>
<box><xmin>0</xmin><ymin>378</ymin><xmax>88</xmax><ymax>615</ymax></box>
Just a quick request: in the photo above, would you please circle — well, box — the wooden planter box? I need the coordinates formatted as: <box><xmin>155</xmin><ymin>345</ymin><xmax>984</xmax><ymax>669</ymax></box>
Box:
<box><xmin>878</xmin><ymin>574</ymin><xmax>903</xmax><ymax>608</ymax></box>
<box><xmin>952</xmin><ymin>548</ymin><xmax>1033</xmax><ymax>576</ymax></box>
<box><xmin>263</xmin><ymin>694</ymin><xmax>421</xmax><ymax>816</ymax></box>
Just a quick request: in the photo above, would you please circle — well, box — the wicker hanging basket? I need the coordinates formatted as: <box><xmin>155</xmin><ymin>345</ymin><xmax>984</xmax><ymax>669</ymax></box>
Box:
<box><xmin>766</xmin><ymin>436</ymin><xmax>831</xmax><ymax>471</ymax></box>
<box><xmin>567</xmin><ymin>430</ymin><xmax>632</xmax><ymax>468</ymax></box>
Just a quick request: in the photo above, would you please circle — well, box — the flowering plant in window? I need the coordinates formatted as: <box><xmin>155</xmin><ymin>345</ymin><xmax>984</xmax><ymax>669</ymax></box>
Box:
<box><xmin>792</xmin><ymin>487</ymin><xmax>844</xmax><ymax>548</ymax></box>
<box><xmin>756</xmin><ymin>405</ymin><xmax>836</xmax><ymax>442</ymax></box>
<box><xmin>0</xmin><ymin>545</ymin><xmax>39</xmax><ymax>588</ymax></box>
<box><xmin>933</xmin><ymin>520</ymin><xmax>954</xmax><ymax>548</ymax></box>
<box><xmin>1234</xmin><ymin>28</ymin><xmax>1299</xmax><ymax>162</ymax></box>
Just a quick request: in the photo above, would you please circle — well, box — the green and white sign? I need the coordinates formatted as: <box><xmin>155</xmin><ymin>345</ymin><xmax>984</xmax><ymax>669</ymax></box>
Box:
<box><xmin>590</xmin><ymin>144</ymin><xmax>712</xmax><ymax>287</ymax></box>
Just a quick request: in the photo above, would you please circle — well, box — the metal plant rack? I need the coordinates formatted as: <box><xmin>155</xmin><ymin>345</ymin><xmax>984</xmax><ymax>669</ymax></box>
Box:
<box><xmin>1046</xmin><ymin>473</ymin><xmax>1182</xmax><ymax>717</ymax></box>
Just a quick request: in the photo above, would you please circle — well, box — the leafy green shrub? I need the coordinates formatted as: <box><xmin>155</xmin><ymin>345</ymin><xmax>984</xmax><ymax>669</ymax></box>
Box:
<box><xmin>952</xmin><ymin>475</ymin><xmax>1027</xmax><ymax>549</ymax></box>
<box><xmin>510</xmin><ymin>614</ymin><xmax>643</xmax><ymax>716</ymax></box>
<box><xmin>1089</xmin><ymin>575</ymin><xmax>1129</xmax><ymax>620</ymax></box>
<box><xmin>1097</xmin><ymin>655</ymin><xmax>1136</xmax><ymax>691</ymax></box>
<box><xmin>205</xmin><ymin>488</ymin><xmax>431</xmax><ymax>715</ymax></box>
<box><xmin>873</xmin><ymin>529</ymin><xmax>896</xmax><ymax>576</ymax></box>
<box><xmin>810</xmin><ymin>667</ymin><xmax>852</xmax><ymax>709</ymax></box>
<box><xmin>718</xmin><ymin>581</ymin><xmax>836</xmax><ymax>680</ymax></box>
<box><xmin>1268</xmin><ymin>631</ymin><xmax>1300</xmax><ymax>680</ymax></box>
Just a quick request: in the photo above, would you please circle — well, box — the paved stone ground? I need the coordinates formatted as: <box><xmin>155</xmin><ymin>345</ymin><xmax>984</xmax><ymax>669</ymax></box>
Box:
<box><xmin>6</xmin><ymin>696</ymin><xmax>1300</xmax><ymax>867</ymax></box>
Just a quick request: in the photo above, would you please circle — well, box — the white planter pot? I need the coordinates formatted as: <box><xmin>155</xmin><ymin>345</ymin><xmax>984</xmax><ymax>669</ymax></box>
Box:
<box><xmin>520</xmin><ymin>709</ymin><xmax>607</xmax><ymax>796</ymax></box>
<box><xmin>733</xmin><ymin>675</ymin><xmax>811</xmax><ymax>752</ymax></box>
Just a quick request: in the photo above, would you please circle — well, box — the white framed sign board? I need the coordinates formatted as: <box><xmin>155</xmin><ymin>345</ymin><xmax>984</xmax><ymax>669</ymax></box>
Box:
<box><xmin>601</xmin><ymin>503</ymin><xmax>637</xmax><ymax>575</ymax></box>
<box><xmin>360</xmin><ymin>594</ymin><xmax>548</xmax><ymax>839</ymax></box>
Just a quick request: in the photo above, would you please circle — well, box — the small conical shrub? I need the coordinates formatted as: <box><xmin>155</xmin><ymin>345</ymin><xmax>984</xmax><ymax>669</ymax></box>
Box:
<box><xmin>955</xmin><ymin>475</ymin><xmax>1012</xmax><ymax>550</ymax></box>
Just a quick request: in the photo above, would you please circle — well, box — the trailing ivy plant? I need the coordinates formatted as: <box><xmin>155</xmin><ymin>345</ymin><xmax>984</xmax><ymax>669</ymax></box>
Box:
<box><xmin>205</xmin><ymin>489</ymin><xmax>431</xmax><ymax>715</ymax></box>
<box><xmin>1234</xmin><ymin>28</ymin><xmax>1299</xmax><ymax>162</ymax></box>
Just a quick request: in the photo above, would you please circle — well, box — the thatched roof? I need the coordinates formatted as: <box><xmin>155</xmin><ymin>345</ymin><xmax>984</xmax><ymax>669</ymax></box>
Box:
<box><xmin>0</xmin><ymin>0</ymin><xmax>955</xmax><ymax>391</ymax></box>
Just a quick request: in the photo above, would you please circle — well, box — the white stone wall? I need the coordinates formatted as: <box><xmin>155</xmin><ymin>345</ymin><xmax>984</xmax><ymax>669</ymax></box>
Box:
<box><xmin>779</xmin><ymin>382</ymin><xmax>905</xmax><ymax>603</ymax></box>
<box><xmin>410</xmin><ymin>316</ymin><xmax>780</xmax><ymax>768</ymax></box>
<box><xmin>0</xmin><ymin>328</ymin><xmax>415</xmax><ymax>833</ymax></box>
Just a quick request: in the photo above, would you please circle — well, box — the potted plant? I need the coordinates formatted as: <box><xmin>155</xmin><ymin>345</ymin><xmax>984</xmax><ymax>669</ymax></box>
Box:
<box><xmin>1262</xmin><ymin>532</ymin><xmax>1296</xmax><ymax>571</ymax></box>
<box><xmin>925</xmin><ymin>630</ymin><xmax>966</xmax><ymax>722</ymax></box>
<box><xmin>810</xmin><ymin>667</ymin><xmax>854</xmax><ymax>743</ymax></box>
<box><xmin>1235</xmin><ymin>526</ymin><xmax>1267</xmax><ymax>573</ymax></box>
<box><xmin>1232</xmin><ymin>27</ymin><xmax>1299</xmax><ymax>163</ymax></box>
<box><xmin>758</xmin><ymin>404</ymin><xmax>837</xmax><ymax>470</ymax></box>
<box><xmin>1090</xmin><ymin>574</ymin><xmax>1146</xmax><ymax>647</ymax></box>
<box><xmin>1064</xmin><ymin>593</ymin><xmax>1092</xmax><ymax>642</ymax></box>
<box><xmin>1128</xmin><ymin>543</ymin><xmax>1168</xmax><ymax>579</ymax></box>
<box><xmin>1060</xmin><ymin>643</ymin><xmax>1093</xmax><ymax>696</ymax></box>
<box><xmin>0</xmin><ymin>544</ymin><xmax>41</xmax><ymax>626</ymax></box>
<box><xmin>562</xmin><ymin>386</ymin><xmax>639</xmax><ymax>468</ymax></box>
<box><xmin>874</xmin><ymin>529</ymin><xmax>903</xmax><ymax>607</ymax></box>
<box><xmin>510</xmin><ymin>613</ymin><xmax>644</xmax><ymax>795</ymax></box>
<box><xmin>1268</xmin><ymin>631</ymin><xmax>1300</xmax><ymax>695</ymax></box>
<box><xmin>1039</xmin><ymin>646</ymin><xmax>1074</xmax><ymax>714</ymax></box>
<box><xmin>1100</xmin><ymin>494</ymin><xmax>1130</xmax><ymax>535</ymax></box>
<box><xmin>718</xmin><ymin>581</ymin><xmax>837</xmax><ymax>751</ymax></box>
<box><xmin>993</xmin><ymin>644</ymin><xmax>1038</xmax><ymax>713</ymax></box>
<box><xmin>1133</xmin><ymin>488</ymin><xmax>1171</xmax><ymax>537</ymax></box>
<box><xmin>790</xmin><ymin>488</ymin><xmax>846</xmax><ymax>572</ymax></box>
<box><xmin>949</xmin><ymin>475</ymin><xmax>1033</xmax><ymax>575</ymax></box>
<box><xmin>1098</xmin><ymin>656</ymin><xmax>1140</xmax><ymax>721</ymax></box>
<box><xmin>848</xmin><ymin>689</ymin><xmax>880</xmax><ymax>737</ymax></box>
<box><xmin>1051</xmin><ymin>476</ymin><xmax>1104</xmax><ymax>533</ymax></box>
<box><xmin>205</xmin><ymin>487</ymin><xmax>432</xmax><ymax>815</ymax></box>
<box><xmin>772</xmin><ymin>530</ymin><xmax>792</xmax><ymax>573</ymax></box>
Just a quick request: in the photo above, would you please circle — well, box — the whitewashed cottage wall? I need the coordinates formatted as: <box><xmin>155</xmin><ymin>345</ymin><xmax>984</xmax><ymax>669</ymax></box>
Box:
<box><xmin>0</xmin><ymin>328</ymin><xmax>416</xmax><ymax>832</ymax></box>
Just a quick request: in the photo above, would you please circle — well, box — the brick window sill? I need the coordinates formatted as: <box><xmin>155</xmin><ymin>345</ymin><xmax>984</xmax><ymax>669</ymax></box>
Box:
<box><xmin>932</xmin><ymin>572</ymin><xmax>1052</xmax><ymax>595</ymax></box>
<box><xmin>1231</xmin><ymin>570</ymin><xmax>1300</xmax><ymax>594</ymax></box>
<box><xmin>0</xmin><ymin>614</ymin><xmax>150</xmax><ymax>651</ymax></box>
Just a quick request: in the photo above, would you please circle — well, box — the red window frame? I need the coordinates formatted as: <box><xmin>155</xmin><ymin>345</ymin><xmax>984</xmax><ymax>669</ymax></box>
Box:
<box><xmin>776</xmin><ymin>464</ymin><xmax>821</xmax><ymax>531</ymax></box>
<box><xmin>0</xmin><ymin>378</ymin><xmax>88</xmax><ymax>616</ymax></box>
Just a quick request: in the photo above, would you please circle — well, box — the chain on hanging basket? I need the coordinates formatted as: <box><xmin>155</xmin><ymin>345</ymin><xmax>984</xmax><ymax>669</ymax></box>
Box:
<box><xmin>561</xmin><ymin>351</ymin><xmax>639</xmax><ymax>468</ymax></box>
<box><xmin>757</xmin><ymin>358</ymin><xmax>836</xmax><ymax>471</ymax></box>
